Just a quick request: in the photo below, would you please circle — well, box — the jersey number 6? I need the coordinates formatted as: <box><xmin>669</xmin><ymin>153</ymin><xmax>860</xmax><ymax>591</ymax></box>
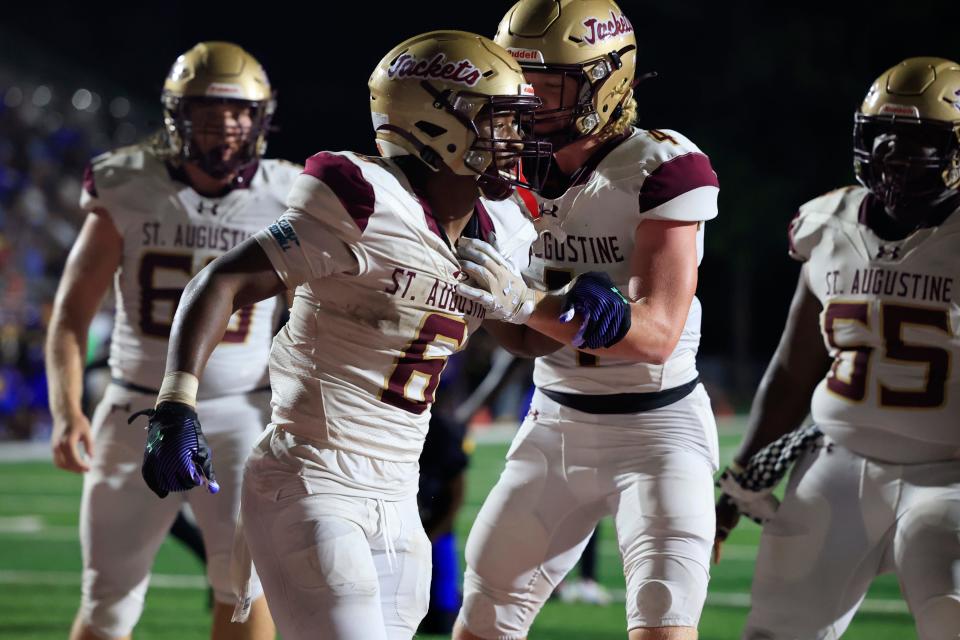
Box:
<box><xmin>380</xmin><ymin>313</ymin><xmax>468</xmax><ymax>414</ymax></box>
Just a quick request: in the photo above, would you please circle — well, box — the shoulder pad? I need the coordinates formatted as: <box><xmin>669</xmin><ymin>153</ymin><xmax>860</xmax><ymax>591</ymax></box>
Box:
<box><xmin>789</xmin><ymin>186</ymin><xmax>866</xmax><ymax>261</ymax></box>
<box><xmin>256</xmin><ymin>158</ymin><xmax>304</xmax><ymax>202</ymax></box>
<box><xmin>81</xmin><ymin>143</ymin><xmax>169</xmax><ymax>216</ymax></box>
<box><xmin>601</xmin><ymin>128</ymin><xmax>706</xmax><ymax>184</ymax></box>
<box><xmin>290</xmin><ymin>151</ymin><xmax>375</xmax><ymax>235</ymax></box>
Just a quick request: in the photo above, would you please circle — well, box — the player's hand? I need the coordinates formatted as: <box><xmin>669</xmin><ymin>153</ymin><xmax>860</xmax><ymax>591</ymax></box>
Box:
<box><xmin>712</xmin><ymin>493</ymin><xmax>742</xmax><ymax>564</ymax></box>
<box><xmin>559</xmin><ymin>272</ymin><xmax>632</xmax><ymax>349</ymax></box>
<box><xmin>130</xmin><ymin>401</ymin><xmax>219</xmax><ymax>499</ymax></box>
<box><xmin>716</xmin><ymin>464</ymin><xmax>780</xmax><ymax>525</ymax></box>
<box><xmin>51</xmin><ymin>410</ymin><xmax>94</xmax><ymax>473</ymax></box>
<box><xmin>456</xmin><ymin>236</ymin><xmax>537</xmax><ymax>324</ymax></box>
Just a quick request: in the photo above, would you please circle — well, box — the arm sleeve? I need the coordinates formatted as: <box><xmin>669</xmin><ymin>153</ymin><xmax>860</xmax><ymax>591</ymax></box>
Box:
<box><xmin>638</xmin><ymin>151</ymin><xmax>720</xmax><ymax>222</ymax></box>
<box><xmin>254</xmin><ymin>162</ymin><xmax>372</xmax><ymax>289</ymax></box>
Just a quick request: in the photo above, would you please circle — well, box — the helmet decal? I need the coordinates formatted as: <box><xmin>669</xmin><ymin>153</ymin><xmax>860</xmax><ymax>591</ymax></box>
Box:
<box><xmin>581</xmin><ymin>11</ymin><xmax>633</xmax><ymax>45</ymax></box>
<box><xmin>387</xmin><ymin>53</ymin><xmax>483</xmax><ymax>87</ymax></box>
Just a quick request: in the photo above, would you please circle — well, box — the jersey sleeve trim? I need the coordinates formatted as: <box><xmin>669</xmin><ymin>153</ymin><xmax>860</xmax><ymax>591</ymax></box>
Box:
<box><xmin>255</xmin><ymin>226</ymin><xmax>299</xmax><ymax>289</ymax></box>
<box><xmin>638</xmin><ymin>152</ymin><xmax>719</xmax><ymax>214</ymax></box>
<box><xmin>639</xmin><ymin>185</ymin><xmax>718</xmax><ymax>222</ymax></box>
<box><xmin>82</xmin><ymin>162</ymin><xmax>98</xmax><ymax>198</ymax></box>
<box><xmin>79</xmin><ymin>161</ymin><xmax>105</xmax><ymax>212</ymax></box>
<box><xmin>303</xmin><ymin>153</ymin><xmax>374</xmax><ymax>232</ymax></box>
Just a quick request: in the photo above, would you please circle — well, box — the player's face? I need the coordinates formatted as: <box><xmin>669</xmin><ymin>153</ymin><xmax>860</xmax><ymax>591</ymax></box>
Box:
<box><xmin>523</xmin><ymin>71</ymin><xmax>579</xmax><ymax>134</ymax></box>
<box><xmin>476</xmin><ymin>112</ymin><xmax>523</xmax><ymax>172</ymax></box>
<box><xmin>187</xmin><ymin>100</ymin><xmax>254</xmax><ymax>166</ymax></box>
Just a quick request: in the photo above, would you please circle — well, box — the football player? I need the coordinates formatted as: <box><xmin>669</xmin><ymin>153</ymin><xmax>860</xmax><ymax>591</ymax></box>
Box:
<box><xmin>45</xmin><ymin>42</ymin><xmax>295</xmax><ymax>640</ymax></box>
<box><xmin>715</xmin><ymin>57</ymin><xmax>960</xmax><ymax>639</ymax></box>
<box><xmin>132</xmin><ymin>31</ymin><xmax>570</xmax><ymax>640</ymax></box>
<box><xmin>452</xmin><ymin>2</ymin><xmax>722</xmax><ymax>639</ymax></box>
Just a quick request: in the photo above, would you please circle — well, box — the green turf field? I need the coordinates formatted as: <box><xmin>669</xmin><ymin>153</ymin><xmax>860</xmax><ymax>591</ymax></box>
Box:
<box><xmin>0</xmin><ymin>432</ymin><xmax>917</xmax><ymax>639</ymax></box>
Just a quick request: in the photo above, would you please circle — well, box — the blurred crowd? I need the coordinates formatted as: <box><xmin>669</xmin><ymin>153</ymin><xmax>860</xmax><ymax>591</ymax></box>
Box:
<box><xmin>0</xmin><ymin>70</ymin><xmax>146</xmax><ymax>439</ymax></box>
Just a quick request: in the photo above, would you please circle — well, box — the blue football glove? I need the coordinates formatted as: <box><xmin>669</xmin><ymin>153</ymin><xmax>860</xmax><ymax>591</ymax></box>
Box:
<box><xmin>129</xmin><ymin>401</ymin><xmax>219</xmax><ymax>499</ymax></box>
<box><xmin>560</xmin><ymin>271</ymin><xmax>632</xmax><ymax>349</ymax></box>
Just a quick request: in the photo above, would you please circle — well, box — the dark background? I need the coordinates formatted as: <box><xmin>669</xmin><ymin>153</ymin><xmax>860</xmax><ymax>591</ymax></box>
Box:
<box><xmin>1</xmin><ymin>0</ymin><xmax>958</xmax><ymax>422</ymax></box>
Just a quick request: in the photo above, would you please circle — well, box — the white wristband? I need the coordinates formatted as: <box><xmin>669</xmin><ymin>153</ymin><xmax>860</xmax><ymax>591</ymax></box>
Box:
<box><xmin>157</xmin><ymin>371</ymin><xmax>200</xmax><ymax>408</ymax></box>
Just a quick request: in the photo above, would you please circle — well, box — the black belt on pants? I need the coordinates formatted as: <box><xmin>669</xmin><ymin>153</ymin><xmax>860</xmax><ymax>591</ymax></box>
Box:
<box><xmin>111</xmin><ymin>378</ymin><xmax>159</xmax><ymax>395</ymax></box>
<box><xmin>540</xmin><ymin>376</ymin><xmax>700</xmax><ymax>415</ymax></box>
<box><xmin>111</xmin><ymin>378</ymin><xmax>271</xmax><ymax>397</ymax></box>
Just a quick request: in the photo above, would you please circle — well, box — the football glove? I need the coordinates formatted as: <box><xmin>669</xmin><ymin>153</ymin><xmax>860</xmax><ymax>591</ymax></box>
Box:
<box><xmin>716</xmin><ymin>423</ymin><xmax>823</xmax><ymax>524</ymax></box>
<box><xmin>456</xmin><ymin>236</ymin><xmax>536</xmax><ymax>324</ymax></box>
<box><xmin>129</xmin><ymin>401</ymin><xmax>219</xmax><ymax>499</ymax></box>
<box><xmin>559</xmin><ymin>271</ymin><xmax>632</xmax><ymax>349</ymax></box>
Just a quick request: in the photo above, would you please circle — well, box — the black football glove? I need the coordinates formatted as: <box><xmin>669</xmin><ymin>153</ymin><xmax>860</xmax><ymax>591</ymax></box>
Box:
<box><xmin>129</xmin><ymin>401</ymin><xmax>219</xmax><ymax>499</ymax></box>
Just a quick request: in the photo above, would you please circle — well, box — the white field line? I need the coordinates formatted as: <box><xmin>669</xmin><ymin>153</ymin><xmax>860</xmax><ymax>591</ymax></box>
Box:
<box><xmin>0</xmin><ymin>570</ymin><xmax>206</xmax><ymax>589</ymax></box>
<box><xmin>0</xmin><ymin>570</ymin><xmax>910</xmax><ymax>614</ymax></box>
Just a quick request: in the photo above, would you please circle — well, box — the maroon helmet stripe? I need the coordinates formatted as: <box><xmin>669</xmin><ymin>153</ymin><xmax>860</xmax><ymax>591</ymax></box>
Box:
<box><xmin>82</xmin><ymin>162</ymin><xmax>98</xmax><ymax>198</ymax></box>
<box><xmin>638</xmin><ymin>152</ymin><xmax>718</xmax><ymax>213</ymax></box>
<box><xmin>303</xmin><ymin>153</ymin><xmax>374</xmax><ymax>231</ymax></box>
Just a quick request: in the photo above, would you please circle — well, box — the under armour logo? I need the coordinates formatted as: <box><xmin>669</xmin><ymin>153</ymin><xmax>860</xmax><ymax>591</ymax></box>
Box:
<box><xmin>876</xmin><ymin>244</ymin><xmax>901</xmax><ymax>260</ymax></box>
<box><xmin>197</xmin><ymin>201</ymin><xmax>219</xmax><ymax>216</ymax></box>
<box><xmin>539</xmin><ymin>203</ymin><xmax>559</xmax><ymax>218</ymax></box>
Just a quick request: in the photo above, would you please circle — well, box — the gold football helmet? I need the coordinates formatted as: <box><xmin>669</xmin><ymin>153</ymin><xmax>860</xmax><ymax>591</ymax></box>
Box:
<box><xmin>854</xmin><ymin>57</ymin><xmax>960</xmax><ymax>220</ymax></box>
<box><xmin>494</xmin><ymin>0</ymin><xmax>637</xmax><ymax>143</ymax></box>
<box><xmin>161</xmin><ymin>41</ymin><xmax>275</xmax><ymax>178</ymax></box>
<box><xmin>368</xmin><ymin>30</ymin><xmax>551</xmax><ymax>198</ymax></box>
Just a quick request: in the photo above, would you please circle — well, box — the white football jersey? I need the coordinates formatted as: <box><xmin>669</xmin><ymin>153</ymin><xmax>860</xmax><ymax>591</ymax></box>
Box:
<box><xmin>791</xmin><ymin>186</ymin><xmax>960</xmax><ymax>463</ymax></box>
<box><xmin>80</xmin><ymin>143</ymin><xmax>300</xmax><ymax>399</ymax></box>
<box><xmin>256</xmin><ymin>151</ymin><xmax>535</xmax><ymax>468</ymax></box>
<box><xmin>521</xmin><ymin>127</ymin><xmax>719</xmax><ymax>394</ymax></box>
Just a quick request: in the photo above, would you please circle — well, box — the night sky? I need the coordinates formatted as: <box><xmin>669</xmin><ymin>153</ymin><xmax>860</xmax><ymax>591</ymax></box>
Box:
<box><xmin>3</xmin><ymin>0</ymin><xmax>958</xmax><ymax>397</ymax></box>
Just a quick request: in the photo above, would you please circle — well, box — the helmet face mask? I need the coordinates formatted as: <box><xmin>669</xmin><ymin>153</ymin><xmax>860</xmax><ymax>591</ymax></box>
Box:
<box><xmin>854</xmin><ymin>116</ymin><xmax>959</xmax><ymax>222</ymax></box>
<box><xmin>519</xmin><ymin>46</ymin><xmax>635</xmax><ymax>145</ymax></box>
<box><xmin>432</xmin><ymin>87</ymin><xmax>552</xmax><ymax>198</ymax></box>
<box><xmin>166</xmin><ymin>97</ymin><xmax>270</xmax><ymax>179</ymax></box>
<box><xmin>853</xmin><ymin>57</ymin><xmax>960</xmax><ymax>229</ymax></box>
<box><xmin>161</xmin><ymin>42</ymin><xmax>275</xmax><ymax>181</ymax></box>
<box><xmin>369</xmin><ymin>30</ymin><xmax>553</xmax><ymax>199</ymax></box>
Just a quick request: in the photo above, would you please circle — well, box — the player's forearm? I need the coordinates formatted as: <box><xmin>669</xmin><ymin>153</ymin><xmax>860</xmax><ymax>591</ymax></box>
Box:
<box><xmin>165</xmin><ymin>238</ymin><xmax>286</xmax><ymax>379</ymax></box>
<box><xmin>44</xmin><ymin>316</ymin><xmax>88</xmax><ymax>421</ymax></box>
<box><xmin>586</xmin><ymin>300</ymin><xmax>681</xmax><ymax>363</ymax></box>
<box><xmin>165</xmin><ymin>269</ymin><xmax>245</xmax><ymax>377</ymax></box>
<box><xmin>484</xmin><ymin>321</ymin><xmax>562</xmax><ymax>358</ymax></box>
<box><xmin>527</xmin><ymin>296</ymin><xmax>681</xmax><ymax>364</ymax></box>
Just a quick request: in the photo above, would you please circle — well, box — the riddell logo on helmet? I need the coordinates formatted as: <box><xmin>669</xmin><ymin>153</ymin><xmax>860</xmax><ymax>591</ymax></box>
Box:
<box><xmin>582</xmin><ymin>11</ymin><xmax>634</xmax><ymax>45</ymax></box>
<box><xmin>507</xmin><ymin>48</ymin><xmax>545</xmax><ymax>64</ymax></box>
<box><xmin>878</xmin><ymin>103</ymin><xmax>921</xmax><ymax>117</ymax></box>
<box><xmin>205</xmin><ymin>83</ymin><xmax>244</xmax><ymax>97</ymax></box>
<box><xmin>387</xmin><ymin>53</ymin><xmax>482</xmax><ymax>87</ymax></box>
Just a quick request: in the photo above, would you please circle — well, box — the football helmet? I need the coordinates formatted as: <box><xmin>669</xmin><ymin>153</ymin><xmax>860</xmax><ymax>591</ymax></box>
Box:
<box><xmin>854</xmin><ymin>57</ymin><xmax>960</xmax><ymax>225</ymax></box>
<box><xmin>369</xmin><ymin>30</ymin><xmax>551</xmax><ymax>199</ymax></box>
<box><xmin>494</xmin><ymin>0</ymin><xmax>637</xmax><ymax>145</ymax></box>
<box><xmin>161</xmin><ymin>41</ymin><xmax>275</xmax><ymax>179</ymax></box>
